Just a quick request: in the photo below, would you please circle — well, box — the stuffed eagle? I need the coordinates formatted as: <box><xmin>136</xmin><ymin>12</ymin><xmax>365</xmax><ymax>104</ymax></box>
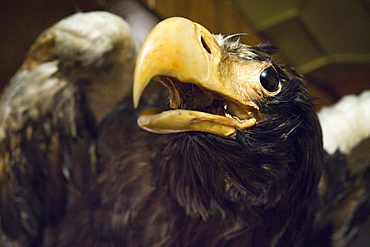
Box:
<box><xmin>55</xmin><ymin>17</ymin><xmax>326</xmax><ymax>246</ymax></box>
<box><xmin>1</xmin><ymin>14</ymin><xmax>369</xmax><ymax>247</ymax></box>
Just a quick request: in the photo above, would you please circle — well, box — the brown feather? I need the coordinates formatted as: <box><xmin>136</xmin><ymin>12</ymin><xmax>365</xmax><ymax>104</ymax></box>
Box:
<box><xmin>0</xmin><ymin>11</ymin><xmax>136</xmax><ymax>246</ymax></box>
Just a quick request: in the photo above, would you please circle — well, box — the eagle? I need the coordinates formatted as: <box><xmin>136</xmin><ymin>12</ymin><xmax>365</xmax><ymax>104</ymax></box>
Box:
<box><xmin>1</xmin><ymin>14</ymin><xmax>369</xmax><ymax>247</ymax></box>
<box><xmin>0</xmin><ymin>11</ymin><xmax>136</xmax><ymax>246</ymax></box>
<box><xmin>53</xmin><ymin>17</ymin><xmax>325</xmax><ymax>246</ymax></box>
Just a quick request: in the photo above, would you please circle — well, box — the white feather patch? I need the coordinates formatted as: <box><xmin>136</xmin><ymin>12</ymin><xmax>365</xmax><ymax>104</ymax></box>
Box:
<box><xmin>318</xmin><ymin>90</ymin><xmax>370</xmax><ymax>154</ymax></box>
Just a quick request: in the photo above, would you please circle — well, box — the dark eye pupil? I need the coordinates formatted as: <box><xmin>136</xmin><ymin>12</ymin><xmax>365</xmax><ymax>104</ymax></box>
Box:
<box><xmin>260</xmin><ymin>67</ymin><xmax>279</xmax><ymax>92</ymax></box>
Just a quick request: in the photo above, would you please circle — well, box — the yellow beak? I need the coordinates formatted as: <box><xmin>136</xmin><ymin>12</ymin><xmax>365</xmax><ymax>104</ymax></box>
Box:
<box><xmin>133</xmin><ymin>17</ymin><xmax>226</xmax><ymax>108</ymax></box>
<box><xmin>133</xmin><ymin>17</ymin><xmax>257</xmax><ymax>138</ymax></box>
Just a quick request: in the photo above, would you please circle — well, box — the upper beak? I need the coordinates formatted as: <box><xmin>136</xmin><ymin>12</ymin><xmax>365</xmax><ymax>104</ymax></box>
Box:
<box><xmin>133</xmin><ymin>17</ymin><xmax>225</xmax><ymax>108</ymax></box>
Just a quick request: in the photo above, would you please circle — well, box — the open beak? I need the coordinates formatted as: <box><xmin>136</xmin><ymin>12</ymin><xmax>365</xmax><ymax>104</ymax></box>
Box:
<box><xmin>133</xmin><ymin>17</ymin><xmax>257</xmax><ymax>138</ymax></box>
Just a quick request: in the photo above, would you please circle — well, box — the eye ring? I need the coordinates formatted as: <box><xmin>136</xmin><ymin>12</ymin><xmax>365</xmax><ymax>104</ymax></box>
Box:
<box><xmin>260</xmin><ymin>67</ymin><xmax>280</xmax><ymax>92</ymax></box>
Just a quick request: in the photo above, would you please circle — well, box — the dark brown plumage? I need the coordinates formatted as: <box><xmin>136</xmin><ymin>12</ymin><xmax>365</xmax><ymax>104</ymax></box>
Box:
<box><xmin>2</xmin><ymin>15</ymin><xmax>369</xmax><ymax>247</ymax></box>
<box><xmin>0</xmin><ymin>11</ymin><xmax>136</xmax><ymax>246</ymax></box>
<box><xmin>53</xmin><ymin>17</ymin><xmax>324</xmax><ymax>246</ymax></box>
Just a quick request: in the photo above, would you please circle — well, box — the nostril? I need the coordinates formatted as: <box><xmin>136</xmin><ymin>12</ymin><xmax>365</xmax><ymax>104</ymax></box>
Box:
<box><xmin>201</xmin><ymin>36</ymin><xmax>212</xmax><ymax>55</ymax></box>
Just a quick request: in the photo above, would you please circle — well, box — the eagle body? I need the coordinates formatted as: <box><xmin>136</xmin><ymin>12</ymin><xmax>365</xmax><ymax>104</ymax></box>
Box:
<box><xmin>0</xmin><ymin>11</ymin><xmax>136</xmax><ymax>246</ymax></box>
<box><xmin>0</xmin><ymin>62</ymin><xmax>90</xmax><ymax>246</ymax></box>
<box><xmin>56</xmin><ymin>103</ymin><xmax>322</xmax><ymax>246</ymax></box>
<box><xmin>54</xmin><ymin>18</ymin><xmax>324</xmax><ymax>246</ymax></box>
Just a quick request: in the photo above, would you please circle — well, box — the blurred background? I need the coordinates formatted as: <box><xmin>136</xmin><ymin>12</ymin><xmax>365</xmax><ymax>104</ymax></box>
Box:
<box><xmin>1</xmin><ymin>0</ymin><xmax>369</xmax><ymax>108</ymax></box>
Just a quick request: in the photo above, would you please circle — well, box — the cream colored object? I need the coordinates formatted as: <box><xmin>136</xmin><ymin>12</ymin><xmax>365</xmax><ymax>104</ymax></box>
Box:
<box><xmin>133</xmin><ymin>17</ymin><xmax>222</xmax><ymax>108</ymax></box>
<box><xmin>318</xmin><ymin>90</ymin><xmax>370</xmax><ymax>154</ymax></box>
<box><xmin>23</xmin><ymin>11</ymin><xmax>137</xmax><ymax>124</ymax></box>
<box><xmin>138</xmin><ymin>107</ymin><xmax>256</xmax><ymax>138</ymax></box>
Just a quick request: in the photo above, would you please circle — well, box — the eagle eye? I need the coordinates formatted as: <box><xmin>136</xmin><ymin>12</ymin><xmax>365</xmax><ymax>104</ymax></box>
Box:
<box><xmin>260</xmin><ymin>67</ymin><xmax>279</xmax><ymax>92</ymax></box>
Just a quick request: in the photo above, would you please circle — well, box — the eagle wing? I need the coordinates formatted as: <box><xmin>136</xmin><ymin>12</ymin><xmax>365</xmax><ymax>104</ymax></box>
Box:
<box><xmin>0</xmin><ymin>11</ymin><xmax>136</xmax><ymax>246</ymax></box>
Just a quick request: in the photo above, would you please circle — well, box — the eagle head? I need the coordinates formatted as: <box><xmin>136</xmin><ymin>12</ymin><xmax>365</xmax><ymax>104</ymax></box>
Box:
<box><xmin>133</xmin><ymin>17</ymin><xmax>323</xmax><ymax>244</ymax></box>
